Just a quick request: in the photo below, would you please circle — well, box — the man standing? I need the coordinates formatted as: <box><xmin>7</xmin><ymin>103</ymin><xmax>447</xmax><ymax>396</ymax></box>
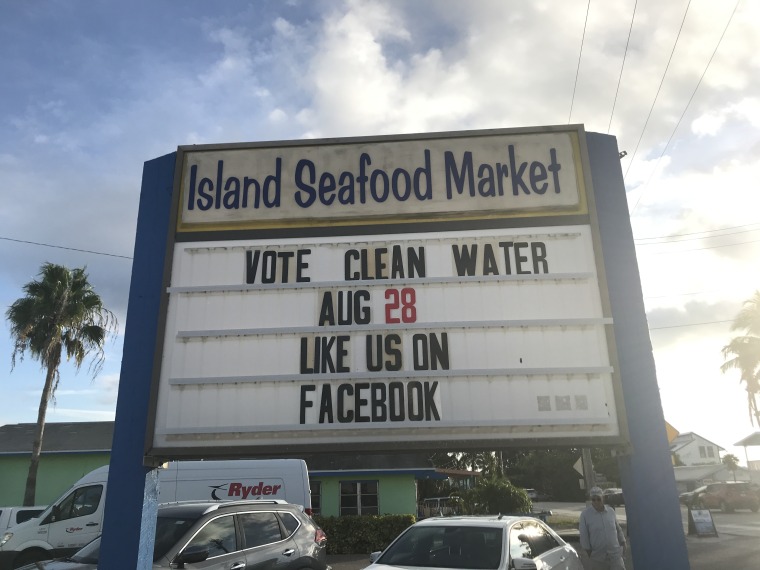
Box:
<box><xmin>579</xmin><ymin>487</ymin><xmax>626</xmax><ymax>569</ymax></box>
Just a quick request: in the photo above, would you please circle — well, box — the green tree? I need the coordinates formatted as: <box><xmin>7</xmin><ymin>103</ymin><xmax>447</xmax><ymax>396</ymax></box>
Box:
<box><xmin>430</xmin><ymin>450</ymin><xmax>501</xmax><ymax>477</ymax></box>
<box><xmin>721</xmin><ymin>291</ymin><xmax>760</xmax><ymax>426</ymax></box>
<box><xmin>722</xmin><ymin>453</ymin><xmax>740</xmax><ymax>481</ymax></box>
<box><xmin>6</xmin><ymin>263</ymin><xmax>117</xmax><ymax>505</ymax></box>
<box><xmin>501</xmin><ymin>448</ymin><xmax>590</xmax><ymax>501</ymax></box>
<box><xmin>460</xmin><ymin>476</ymin><xmax>531</xmax><ymax>515</ymax></box>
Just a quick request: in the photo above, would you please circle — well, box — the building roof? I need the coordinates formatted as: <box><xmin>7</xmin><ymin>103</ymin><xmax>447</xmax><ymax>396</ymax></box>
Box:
<box><xmin>734</xmin><ymin>432</ymin><xmax>760</xmax><ymax>447</ymax></box>
<box><xmin>669</xmin><ymin>432</ymin><xmax>725</xmax><ymax>452</ymax></box>
<box><xmin>0</xmin><ymin>422</ymin><xmax>447</xmax><ymax>478</ymax></box>
<box><xmin>673</xmin><ymin>464</ymin><xmax>750</xmax><ymax>483</ymax></box>
<box><xmin>0</xmin><ymin>422</ymin><xmax>114</xmax><ymax>455</ymax></box>
<box><xmin>672</xmin><ymin>464</ymin><xmax>724</xmax><ymax>482</ymax></box>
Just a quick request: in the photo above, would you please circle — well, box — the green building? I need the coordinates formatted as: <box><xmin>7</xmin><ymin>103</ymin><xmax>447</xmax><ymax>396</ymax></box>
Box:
<box><xmin>0</xmin><ymin>422</ymin><xmax>456</xmax><ymax>516</ymax></box>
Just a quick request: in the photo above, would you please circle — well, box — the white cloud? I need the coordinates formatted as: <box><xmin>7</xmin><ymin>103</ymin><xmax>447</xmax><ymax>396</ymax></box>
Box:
<box><xmin>273</xmin><ymin>16</ymin><xmax>296</xmax><ymax>37</ymax></box>
<box><xmin>268</xmin><ymin>108</ymin><xmax>288</xmax><ymax>122</ymax></box>
<box><xmin>1</xmin><ymin>0</ymin><xmax>759</xmax><ymax>461</ymax></box>
<box><xmin>199</xmin><ymin>28</ymin><xmax>254</xmax><ymax>88</ymax></box>
<box><xmin>692</xmin><ymin>97</ymin><xmax>760</xmax><ymax>136</ymax></box>
<box><xmin>46</xmin><ymin>408</ymin><xmax>116</xmax><ymax>422</ymax></box>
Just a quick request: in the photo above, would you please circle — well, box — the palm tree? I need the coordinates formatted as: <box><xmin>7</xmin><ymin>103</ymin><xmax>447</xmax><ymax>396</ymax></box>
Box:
<box><xmin>722</xmin><ymin>453</ymin><xmax>740</xmax><ymax>481</ymax></box>
<box><xmin>6</xmin><ymin>263</ymin><xmax>117</xmax><ymax>505</ymax></box>
<box><xmin>721</xmin><ymin>291</ymin><xmax>760</xmax><ymax>427</ymax></box>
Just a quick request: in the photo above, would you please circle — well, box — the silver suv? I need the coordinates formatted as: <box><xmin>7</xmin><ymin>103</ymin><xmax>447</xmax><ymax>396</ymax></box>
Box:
<box><xmin>19</xmin><ymin>500</ymin><xmax>328</xmax><ymax>570</ymax></box>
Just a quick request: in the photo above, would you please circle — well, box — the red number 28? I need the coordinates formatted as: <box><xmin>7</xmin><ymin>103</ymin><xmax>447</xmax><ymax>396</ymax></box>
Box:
<box><xmin>385</xmin><ymin>288</ymin><xmax>417</xmax><ymax>323</ymax></box>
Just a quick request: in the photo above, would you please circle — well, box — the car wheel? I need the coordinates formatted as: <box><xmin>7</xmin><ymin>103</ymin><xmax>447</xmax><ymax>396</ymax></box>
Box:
<box><xmin>13</xmin><ymin>549</ymin><xmax>51</xmax><ymax>569</ymax></box>
<box><xmin>751</xmin><ymin>505</ymin><xmax>759</xmax><ymax>513</ymax></box>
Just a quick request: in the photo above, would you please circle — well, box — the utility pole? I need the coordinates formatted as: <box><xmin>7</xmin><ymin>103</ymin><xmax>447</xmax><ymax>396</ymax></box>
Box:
<box><xmin>581</xmin><ymin>448</ymin><xmax>596</xmax><ymax>495</ymax></box>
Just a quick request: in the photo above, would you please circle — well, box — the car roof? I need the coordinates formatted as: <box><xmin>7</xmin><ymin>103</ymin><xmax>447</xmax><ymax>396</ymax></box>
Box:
<box><xmin>412</xmin><ymin>515</ymin><xmax>540</xmax><ymax>528</ymax></box>
<box><xmin>157</xmin><ymin>500</ymin><xmax>294</xmax><ymax>518</ymax></box>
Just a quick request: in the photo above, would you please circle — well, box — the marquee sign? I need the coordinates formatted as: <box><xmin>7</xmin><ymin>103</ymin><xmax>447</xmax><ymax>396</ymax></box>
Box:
<box><xmin>147</xmin><ymin>126</ymin><xmax>626</xmax><ymax>456</ymax></box>
<box><xmin>177</xmin><ymin>130</ymin><xmax>584</xmax><ymax>230</ymax></box>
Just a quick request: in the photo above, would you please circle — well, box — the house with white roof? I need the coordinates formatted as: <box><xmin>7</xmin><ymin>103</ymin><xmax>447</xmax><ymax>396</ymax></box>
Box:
<box><xmin>670</xmin><ymin>432</ymin><xmax>723</xmax><ymax>466</ymax></box>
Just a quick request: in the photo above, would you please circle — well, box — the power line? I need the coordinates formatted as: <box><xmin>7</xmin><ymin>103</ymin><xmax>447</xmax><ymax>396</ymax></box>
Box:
<box><xmin>638</xmin><ymin>237</ymin><xmax>760</xmax><ymax>254</ymax></box>
<box><xmin>644</xmin><ymin>288</ymin><xmax>728</xmax><ymax>300</ymax></box>
<box><xmin>629</xmin><ymin>0</ymin><xmax>741</xmax><ymax>215</ymax></box>
<box><xmin>635</xmin><ymin>225</ymin><xmax>760</xmax><ymax>245</ymax></box>
<box><xmin>568</xmin><ymin>0</ymin><xmax>591</xmax><ymax>124</ymax></box>
<box><xmin>649</xmin><ymin>319</ymin><xmax>732</xmax><ymax>331</ymax></box>
<box><xmin>0</xmin><ymin>236</ymin><xmax>133</xmax><ymax>260</ymax></box>
<box><xmin>623</xmin><ymin>0</ymin><xmax>692</xmax><ymax>181</ymax></box>
<box><xmin>608</xmin><ymin>0</ymin><xmax>637</xmax><ymax>133</ymax></box>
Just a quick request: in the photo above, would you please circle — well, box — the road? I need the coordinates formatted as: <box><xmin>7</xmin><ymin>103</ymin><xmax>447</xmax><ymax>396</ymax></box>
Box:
<box><xmin>541</xmin><ymin>500</ymin><xmax>760</xmax><ymax>538</ymax></box>
<box><xmin>327</xmin><ymin>503</ymin><xmax>760</xmax><ymax>570</ymax></box>
<box><xmin>539</xmin><ymin>501</ymin><xmax>760</xmax><ymax>569</ymax></box>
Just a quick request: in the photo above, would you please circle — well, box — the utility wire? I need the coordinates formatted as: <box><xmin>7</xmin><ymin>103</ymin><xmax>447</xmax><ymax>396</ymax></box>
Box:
<box><xmin>608</xmin><ymin>0</ymin><xmax>638</xmax><ymax>133</ymax></box>
<box><xmin>629</xmin><ymin>0</ymin><xmax>740</xmax><ymax>215</ymax></box>
<box><xmin>0</xmin><ymin>236</ymin><xmax>133</xmax><ymax>260</ymax></box>
<box><xmin>568</xmin><ymin>0</ymin><xmax>591</xmax><ymax>124</ymax></box>
<box><xmin>623</xmin><ymin>0</ymin><xmax>692</xmax><ymax>181</ymax></box>
<box><xmin>635</xmin><ymin>224</ymin><xmax>760</xmax><ymax>244</ymax></box>
<box><xmin>638</xmin><ymin>237</ymin><xmax>760</xmax><ymax>254</ymax></box>
<box><xmin>649</xmin><ymin>319</ymin><xmax>732</xmax><ymax>331</ymax></box>
<box><xmin>645</xmin><ymin>288</ymin><xmax>730</xmax><ymax>299</ymax></box>
<box><xmin>637</xmin><ymin>228</ymin><xmax>760</xmax><ymax>245</ymax></box>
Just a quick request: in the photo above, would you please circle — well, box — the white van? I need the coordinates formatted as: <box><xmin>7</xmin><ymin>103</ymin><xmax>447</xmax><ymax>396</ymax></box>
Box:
<box><xmin>0</xmin><ymin>459</ymin><xmax>311</xmax><ymax>569</ymax></box>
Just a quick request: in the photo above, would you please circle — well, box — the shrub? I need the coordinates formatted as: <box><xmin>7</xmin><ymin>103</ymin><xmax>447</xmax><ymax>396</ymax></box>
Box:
<box><xmin>314</xmin><ymin>514</ymin><xmax>416</xmax><ymax>554</ymax></box>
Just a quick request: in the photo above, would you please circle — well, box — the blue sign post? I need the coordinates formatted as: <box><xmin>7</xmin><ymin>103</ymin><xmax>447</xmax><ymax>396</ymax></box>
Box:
<box><xmin>587</xmin><ymin>133</ymin><xmax>689</xmax><ymax>568</ymax></box>
<box><xmin>99</xmin><ymin>153</ymin><xmax>175</xmax><ymax>570</ymax></box>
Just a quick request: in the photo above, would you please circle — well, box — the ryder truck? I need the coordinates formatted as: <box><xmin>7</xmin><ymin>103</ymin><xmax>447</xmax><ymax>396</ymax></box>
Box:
<box><xmin>0</xmin><ymin>459</ymin><xmax>311</xmax><ymax>569</ymax></box>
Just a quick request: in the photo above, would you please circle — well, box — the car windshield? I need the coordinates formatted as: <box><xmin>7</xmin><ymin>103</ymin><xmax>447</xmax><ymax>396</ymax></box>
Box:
<box><xmin>62</xmin><ymin>515</ymin><xmax>201</xmax><ymax>564</ymax></box>
<box><xmin>377</xmin><ymin>525</ymin><xmax>503</xmax><ymax>569</ymax></box>
<box><xmin>70</xmin><ymin>536</ymin><xmax>100</xmax><ymax>564</ymax></box>
<box><xmin>154</xmin><ymin>515</ymin><xmax>201</xmax><ymax>561</ymax></box>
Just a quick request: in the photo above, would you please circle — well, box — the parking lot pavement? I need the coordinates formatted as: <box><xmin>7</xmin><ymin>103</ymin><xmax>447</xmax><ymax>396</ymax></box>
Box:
<box><xmin>327</xmin><ymin>553</ymin><xmax>370</xmax><ymax>570</ymax></box>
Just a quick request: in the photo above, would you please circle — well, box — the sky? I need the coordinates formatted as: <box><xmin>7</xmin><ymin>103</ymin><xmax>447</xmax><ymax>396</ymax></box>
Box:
<box><xmin>1</xmin><ymin>0</ymin><xmax>759</xmax><ymax>466</ymax></box>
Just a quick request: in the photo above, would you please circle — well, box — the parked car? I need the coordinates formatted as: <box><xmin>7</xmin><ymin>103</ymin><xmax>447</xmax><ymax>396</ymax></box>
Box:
<box><xmin>523</xmin><ymin>489</ymin><xmax>552</xmax><ymax>502</ymax></box>
<box><xmin>603</xmin><ymin>488</ymin><xmax>624</xmax><ymax>507</ymax></box>
<box><xmin>366</xmin><ymin>514</ymin><xmax>583</xmax><ymax>570</ymax></box>
<box><xmin>17</xmin><ymin>499</ymin><xmax>328</xmax><ymax>570</ymax></box>
<box><xmin>16</xmin><ymin>536</ymin><xmax>98</xmax><ymax>569</ymax></box>
<box><xmin>694</xmin><ymin>482</ymin><xmax>760</xmax><ymax>513</ymax></box>
<box><xmin>679</xmin><ymin>486</ymin><xmax>707</xmax><ymax>507</ymax></box>
<box><xmin>418</xmin><ymin>497</ymin><xmax>463</xmax><ymax>519</ymax></box>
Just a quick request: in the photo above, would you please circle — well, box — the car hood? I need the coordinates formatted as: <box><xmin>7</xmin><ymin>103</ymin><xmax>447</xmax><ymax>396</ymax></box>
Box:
<box><xmin>363</xmin><ymin>564</ymin><xmax>457</xmax><ymax>570</ymax></box>
<box><xmin>17</xmin><ymin>560</ymin><xmax>96</xmax><ymax>570</ymax></box>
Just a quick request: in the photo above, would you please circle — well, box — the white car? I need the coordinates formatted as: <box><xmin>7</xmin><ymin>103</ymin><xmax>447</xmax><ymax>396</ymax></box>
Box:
<box><xmin>523</xmin><ymin>489</ymin><xmax>552</xmax><ymax>502</ymax></box>
<box><xmin>367</xmin><ymin>515</ymin><xmax>582</xmax><ymax>570</ymax></box>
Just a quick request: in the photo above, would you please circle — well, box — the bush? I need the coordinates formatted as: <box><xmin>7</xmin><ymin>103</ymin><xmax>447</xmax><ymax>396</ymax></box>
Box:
<box><xmin>314</xmin><ymin>514</ymin><xmax>416</xmax><ymax>554</ymax></box>
<box><xmin>460</xmin><ymin>477</ymin><xmax>532</xmax><ymax>515</ymax></box>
